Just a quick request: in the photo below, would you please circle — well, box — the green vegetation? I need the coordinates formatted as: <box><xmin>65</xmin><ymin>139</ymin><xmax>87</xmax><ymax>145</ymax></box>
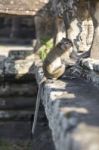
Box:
<box><xmin>38</xmin><ymin>37</ymin><xmax>53</xmax><ymax>61</ymax></box>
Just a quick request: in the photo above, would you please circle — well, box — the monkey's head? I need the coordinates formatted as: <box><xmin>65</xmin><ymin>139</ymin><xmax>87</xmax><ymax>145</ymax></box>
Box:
<box><xmin>60</xmin><ymin>38</ymin><xmax>73</xmax><ymax>51</ymax></box>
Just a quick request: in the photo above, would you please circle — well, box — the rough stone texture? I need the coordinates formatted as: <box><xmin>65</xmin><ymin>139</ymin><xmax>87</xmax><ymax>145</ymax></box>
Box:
<box><xmin>0</xmin><ymin>49</ymin><xmax>35</xmax><ymax>81</ymax></box>
<box><xmin>0</xmin><ymin>48</ymin><xmax>38</xmax><ymax>97</ymax></box>
<box><xmin>90</xmin><ymin>1</ymin><xmax>99</xmax><ymax>59</ymax></box>
<box><xmin>0</xmin><ymin>96</ymin><xmax>36</xmax><ymax>110</ymax></box>
<box><xmin>4</xmin><ymin>53</ymin><xmax>35</xmax><ymax>77</ymax></box>
<box><xmin>80</xmin><ymin>58</ymin><xmax>99</xmax><ymax>72</ymax></box>
<box><xmin>51</xmin><ymin>0</ymin><xmax>94</xmax><ymax>55</ymax></box>
<box><xmin>34</xmin><ymin>57</ymin><xmax>99</xmax><ymax>150</ymax></box>
<box><xmin>0</xmin><ymin>83</ymin><xmax>37</xmax><ymax>97</ymax></box>
<box><xmin>77</xmin><ymin>58</ymin><xmax>99</xmax><ymax>87</ymax></box>
<box><xmin>0</xmin><ymin>110</ymin><xmax>33</xmax><ymax>121</ymax></box>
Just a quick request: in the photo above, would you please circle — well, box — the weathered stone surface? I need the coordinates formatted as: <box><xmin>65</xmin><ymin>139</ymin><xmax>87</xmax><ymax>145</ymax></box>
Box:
<box><xmin>4</xmin><ymin>54</ymin><xmax>35</xmax><ymax>77</ymax></box>
<box><xmin>0</xmin><ymin>49</ymin><xmax>35</xmax><ymax>81</ymax></box>
<box><xmin>7</xmin><ymin>50</ymin><xmax>34</xmax><ymax>60</ymax></box>
<box><xmin>0</xmin><ymin>121</ymin><xmax>32</xmax><ymax>139</ymax></box>
<box><xmin>67</xmin><ymin>17</ymin><xmax>94</xmax><ymax>54</ymax></box>
<box><xmin>0</xmin><ymin>110</ymin><xmax>33</xmax><ymax>121</ymax></box>
<box><xmin>75</xmin><ymin>58</ymin><xmax>99</xmax><ymax>87</ymax></box>
<box><xmin>42</xmin><ymin>79</ymin><xmax>99</xmax><ymax>150</ymax></box>
<box><xmin>0</xmin><ymin>83</ymin><xmax>37</xmax><ymax>97</ymax></box>
<box><xmin>90</xmin><ymin>2</ymin><xmax>99</xmax><ymax>59</ymax></box>
<box><xmin>51</xmin><ymin>0</ymin><xmax>94</xmax><ymax>55</ymax></box>
<box><xmin>34</xmin><ymin>56</ymin><xmax>99</xmax><ymax>150</ymax></box>
<box><xmin>80</xmin><ymin>58</ymin><xmax>99</xmax><ymax>72</ymax></box>
<box><xmin>0</xmin><ymin>45</ymin><xmax>33</xmax><ymax>56</ymax></box>
<box><xmin>0</xmin><ymin>96</ymin><xmax>36</xmax><ymax>110</ymax></box>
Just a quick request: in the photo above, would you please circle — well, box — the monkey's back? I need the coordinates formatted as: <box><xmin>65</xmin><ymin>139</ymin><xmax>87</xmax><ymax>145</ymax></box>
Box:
<box><xmin>43</xmin><ymin>45</ymin><xmax>65</xmax><ymax>79</ymax></box>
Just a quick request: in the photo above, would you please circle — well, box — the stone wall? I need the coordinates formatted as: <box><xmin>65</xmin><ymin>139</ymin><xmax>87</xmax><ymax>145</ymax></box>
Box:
<box><xmin>34</xmin><ymin>56</ymin><xmax>99</xmax><ymax>150</ymax></box>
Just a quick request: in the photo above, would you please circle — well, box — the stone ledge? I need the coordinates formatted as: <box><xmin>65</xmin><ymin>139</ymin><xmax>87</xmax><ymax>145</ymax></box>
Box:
<box><xmin>34</xmin><ymin>57</ymin><xmax>99</xmax><ymax>150</ymax></box>
<box><xmin>0</xmin><ymin>83</ymin><xmax>37</xmax><ymax>97</ymax></box>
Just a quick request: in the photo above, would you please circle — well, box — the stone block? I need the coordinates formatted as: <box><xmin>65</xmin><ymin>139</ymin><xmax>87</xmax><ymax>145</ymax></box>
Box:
<box><xmin>4</xmin><ymin>53</ymin><xmax>35</xmax><ymax>80</ymax></box>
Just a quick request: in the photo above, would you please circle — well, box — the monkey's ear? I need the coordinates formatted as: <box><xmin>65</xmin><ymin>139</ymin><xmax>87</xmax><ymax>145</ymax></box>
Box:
<box><xmin>60</xmin><ymin>38</ymin><xmax>67</xmax><ymax>49</ymax></box>
<box><xmin>61</xmin><ymin>38</ymin><xmax>67</xmax><ymax>43</ymax></box>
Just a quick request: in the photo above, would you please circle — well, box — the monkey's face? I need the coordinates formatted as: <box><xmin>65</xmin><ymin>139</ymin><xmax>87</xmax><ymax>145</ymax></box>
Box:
<box><xmin>60</xmin><ymin>38</ymin><xmax>73</xmax><ymax>51</ymax></box>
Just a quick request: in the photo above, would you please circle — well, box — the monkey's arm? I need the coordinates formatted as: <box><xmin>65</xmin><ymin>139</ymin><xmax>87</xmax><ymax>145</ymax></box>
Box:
<box><xmin>52</xmin><ymin>65</ymin><xmax>65</xmax><ymax>79</ymax></box>
<box><xmin>62</xmin><ymin>58</ymin><xmax>75</xmax><ymax>66</ymax></box>
<box><xmin>47</xmin><ymin>57</ymin><xmax>62</xmax><ymax>74</ymax></box>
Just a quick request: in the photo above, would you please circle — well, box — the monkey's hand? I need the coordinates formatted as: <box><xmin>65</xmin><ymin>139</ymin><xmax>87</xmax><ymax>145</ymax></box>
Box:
<box><xmin>62</xmin><ymin>59</ymin><xmax>75</xmax><ymax>66</ymax></box>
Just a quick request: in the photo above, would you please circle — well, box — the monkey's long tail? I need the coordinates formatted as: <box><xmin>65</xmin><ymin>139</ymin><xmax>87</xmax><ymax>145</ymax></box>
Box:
<box><xmin>32</xmin><ymin>84</ymin><xmax>41</xmax><ymax>135</ymax></box>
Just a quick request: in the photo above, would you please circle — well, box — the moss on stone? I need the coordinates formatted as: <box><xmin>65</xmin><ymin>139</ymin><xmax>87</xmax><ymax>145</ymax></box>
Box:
<box><xmin>38</xmin><ymin>37</ymin><xmax>53</xmax><ymax>61</ymax></box>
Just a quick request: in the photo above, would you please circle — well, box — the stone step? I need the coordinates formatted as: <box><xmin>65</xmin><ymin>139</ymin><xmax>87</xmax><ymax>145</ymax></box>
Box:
<box><xmin>0</xmin><ymin>110</ymin><xmax>33</xmax><ymax>121</ymax></box>
<box><xmin>0</xmin><ymin>118</ymin><xmax>49</xmax><ymax>140</ymax></box>
<box><xmin>0</xmin><ymin>83</ymin><xmax>37</xmax><ymax>97</ymax></box>
<box><xmin>0</xmin><ymin>45</ymin><xmax>33</xmax><ymax>57</ymax></box>
<box><xmin>0</xmin><ymin>121</ymin><xmax>32</xmax><ymax>139</ymax></box>
<box><xmin>3</xmin><ymin>53</ymin><xmax>36</xmax><ymax>82</ymax></box>
<box><xmin>0</xmin><ymin>38</ymin><xmax>33</xmax><ymax>46</ymax></box>
<box><xmin>3</xmin><ymin>74</ymin><xmax>36</xmax><ymax>83</ymax></box>
<box><xmin>0</xmin><ymin>108</ymin><xmax>45</xmax><ymax>121</ymax></box>
<box><xmin>0</xmin><ymin>96</ymin><xmax>36</xmax><ymax>110</ymax></box>
<box><xmin>0</xmin><ymin>49</ymin><xmax>35</xmax><ymax>82</ymax></box>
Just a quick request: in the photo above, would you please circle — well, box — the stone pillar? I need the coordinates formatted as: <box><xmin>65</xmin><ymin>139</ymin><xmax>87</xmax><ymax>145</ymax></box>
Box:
<box><xmin>90</xmin><ymin>2</ymin><xmax>99</xmax><ymax>59</ymax></box>
<box><xmin>10</xmin><ymin>17</ymin><xmax>20</xmax><ymax>38</ymax></box>
<box><xmin>66</xmin><ymin>0</ymin><xmax>94</xmax><ymax>54</ymax></box>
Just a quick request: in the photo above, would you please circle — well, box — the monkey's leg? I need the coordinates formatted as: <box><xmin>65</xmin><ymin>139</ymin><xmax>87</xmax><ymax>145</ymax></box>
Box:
<box><xmin>52</xmin><ymin>65</ymin><xmax>65</xmax><ymax>79</ymax></box>
<box><xmin>32</xmin><ymin>85</ymin><xmax>41</xmax><ymax>135</ymax></box>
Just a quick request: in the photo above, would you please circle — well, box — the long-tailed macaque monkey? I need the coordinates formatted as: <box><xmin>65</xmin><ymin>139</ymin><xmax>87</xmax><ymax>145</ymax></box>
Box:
<box><xmin>43</xmin><ymin>38</ymin><xmax>74</xmax><ymax>79</ymax></box>
<box><xmin>32</xmin><ymin>38</ymin><xmax>74</xmax><ymax>135</ymax></box>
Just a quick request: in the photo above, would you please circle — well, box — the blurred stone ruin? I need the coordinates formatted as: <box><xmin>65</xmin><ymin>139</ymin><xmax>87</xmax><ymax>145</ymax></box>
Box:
<box><xmin>0</xmin><ymin>0</ymin><xmax>99</xmax><ymax>150</ymax></box>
